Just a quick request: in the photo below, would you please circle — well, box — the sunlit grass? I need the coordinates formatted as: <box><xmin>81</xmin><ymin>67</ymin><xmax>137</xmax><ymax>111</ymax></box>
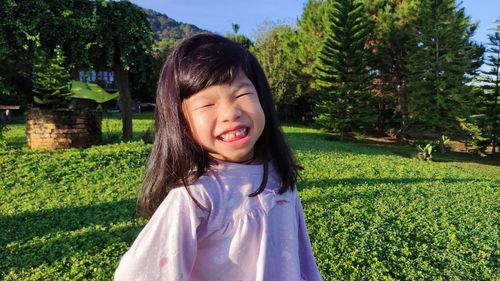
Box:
<box><xmin>0</xmin><ymin>117</ymin><xmax>498</xmax><ymax>280</ymax></box>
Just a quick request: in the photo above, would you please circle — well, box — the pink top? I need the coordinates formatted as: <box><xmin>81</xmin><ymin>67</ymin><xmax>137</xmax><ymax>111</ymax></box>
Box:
<box><xmin>115</xmin><ymin>161</ymin><xmax>322</xmax><ymax>281</ymax></box>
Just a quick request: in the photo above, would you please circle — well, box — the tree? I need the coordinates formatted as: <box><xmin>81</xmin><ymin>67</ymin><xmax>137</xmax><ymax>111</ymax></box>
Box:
<box><xmin>406</xmin><ymin>0</ymin><xmax>481</xmax><ymax>152</ymax></box>
<box><xmin>232</xmin><ymin>23</ymin><xmax>240</xmax><ymax>34</ymax></box>
<box><xmin>296</xmin><ymin>0</ymin><xmax>331</xmax><ymax>82</ymax></box>
<box><xmin>0</xmin><ymin>24</ymin><xmax>9</xmax><ymax>96</ymax></box>
<box><xmin>0</xmin><ymin>0</ymin><xmax>49</xmax><ymax>103</ymax></box>
<box><xmin>132</xmin><ymin>38</ymin><xmax>179</xmax><ymax>103</ymax></box>
<box><xmin>226</xmin><ymin>24</ymin><xmax>253</xmax><ymax>49</ymax></box>
<box><xmin>315</xmin><ymin>0</ymin><xmax>375</xmax><ymax>137</ymax></box>
<box><xmin>0</xmin><ymin>0</ymin><xmax>96</xmax><ymax>105</ymax></box>
<box><xmin>481</xmin><ymin>20</ymin><xmax>500</xmax><ymax>154</ymax></box>
<box><xmin>470</xmin><ymin>19</ymin><xmax>500</xmax><ymax>155</ymax></box>
<box><xmin>252</xmin><ymin>22</ymin><xmax>306</xmax><ymax>121</ymax></box>
<box><xmin>32</xmin><ymin>46</ymin><xmax>71</xmax><ymax>108</ymax></box>
<box><xmin>91</xmin><ymin>1</ymin><xmax>154</xmax><ymax>141</ymax></box>
<box><xmin>364</xmin><ymin>0</ymin><xmax>417</xmax><ymax>138</ymax></box>
<box><xmin>295</xmin><ymin>0</ymin><xmax>331</xmax><ymax>105</ymax></box>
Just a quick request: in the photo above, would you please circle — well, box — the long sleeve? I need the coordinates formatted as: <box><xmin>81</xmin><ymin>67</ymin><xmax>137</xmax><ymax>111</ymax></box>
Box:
<box><xmin>296</xmin><ymin>191</ymin><xmax>323</xmax><ymax>281</ymax></box>
<box><xmin>114</xmin><ymin>188</ymin><xmax>205</xmax><ymax>281</ymax></box>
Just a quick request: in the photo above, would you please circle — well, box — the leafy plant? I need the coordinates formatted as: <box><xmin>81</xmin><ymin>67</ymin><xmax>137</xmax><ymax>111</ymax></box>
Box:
<box><xmin>415</xmin><ymin>143</ymin><xmax>433</xmax><ymax>161</ymax></box>
<box><xmin>69</xmin><ymin>81</ymin><xmax>119</xmax><ymax>104</ymax></box>
<box><xmin>441</xmin><ymin>135</ymin><xmax>450</xmax><ymax>147</ymax></box>
<box><xmin>353</xmin><ymin>132</ymin><xmax>368</xmax><ymax>141</ymax></box>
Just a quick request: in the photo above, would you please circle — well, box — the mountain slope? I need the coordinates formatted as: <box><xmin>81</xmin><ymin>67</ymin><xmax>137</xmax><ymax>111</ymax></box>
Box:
<box><xmin>143</xmin><ymin>9</ymin><xmax>206</xmax><ymax>40</ymax></box>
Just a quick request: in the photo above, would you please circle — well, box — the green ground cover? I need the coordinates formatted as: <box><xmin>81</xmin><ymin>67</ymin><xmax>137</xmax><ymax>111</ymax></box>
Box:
<box><xmin>1</xmin><ymin>114</ymin><xmax>498</xmax><ymax>280</ymax></box>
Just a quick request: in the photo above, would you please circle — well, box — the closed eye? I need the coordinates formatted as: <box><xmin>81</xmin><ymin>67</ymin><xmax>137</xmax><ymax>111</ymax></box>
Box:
<box><xmin>236</xmin><ymin>92</ymin><xmax>253</xmax><ymax>98</ymax></box>
<box><xmin>195</xmin><ymin>104</ymin><xmax>214</xmax><ymax>110</ymax></box>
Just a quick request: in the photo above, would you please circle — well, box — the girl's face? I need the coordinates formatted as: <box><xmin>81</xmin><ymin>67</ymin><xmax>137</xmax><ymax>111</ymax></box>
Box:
<box><xmin>182</xmin><ymin>71</ymin><xmax>265</xmax><ymax>163</ymax></box>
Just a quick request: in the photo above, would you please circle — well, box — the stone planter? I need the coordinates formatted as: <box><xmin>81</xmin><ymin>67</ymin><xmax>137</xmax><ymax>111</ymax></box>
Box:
<box><xmin>26</xmin><ymin>109</ymin><xmax>102</xmax><ymax>149</ymax></box>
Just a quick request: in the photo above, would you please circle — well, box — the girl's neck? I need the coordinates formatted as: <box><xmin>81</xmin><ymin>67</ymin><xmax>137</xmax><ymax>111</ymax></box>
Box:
<box><xmin>234</xmin><ymin>152</ymin><xmax>256</xmax><ymax>164</ymax></box>
<box><xmin>211</xmin><ymin>151</ymin><xmax>266</xmax><ymax>165</ymax></box>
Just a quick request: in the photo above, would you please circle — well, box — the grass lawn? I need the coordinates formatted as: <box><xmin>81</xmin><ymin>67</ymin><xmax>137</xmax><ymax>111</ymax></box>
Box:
<box><xmin>1</xmin><ymin>113</ymin><xmax>498</xmax><ymax>280</ymax></box>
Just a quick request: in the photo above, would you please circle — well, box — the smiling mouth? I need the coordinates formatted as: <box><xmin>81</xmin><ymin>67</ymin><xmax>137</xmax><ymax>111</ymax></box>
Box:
<box><xmin>217</xmin><ymin>127</ymin><xmax>248</xmax><ymax>142</ymax></box>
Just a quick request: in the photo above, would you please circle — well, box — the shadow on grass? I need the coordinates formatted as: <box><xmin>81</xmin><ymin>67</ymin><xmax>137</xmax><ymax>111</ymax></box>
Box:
<box><xmin>0</xmin><ymin>224</ymin><xmax>142</xmax><ymax>277</ymax></box>
<box><xmin>0</xmin><ymin>199</ymin><xmax>138</xmax><ymax>247</ymax></box>
<box><xmin>0</xmin><ymin>198</ymin><xmax>143</xmax><ymax>276</ymax></box>
<box><xmin>286</xmin><ymin>131</ymin><xmax>500</xmax><ymax>167</ymax></box>
<box><xmin>102</xmin><ymin>112</ymin><xmax>153</xmax><ymax>121</ymax></box>
<box><xmin>296</xmin><ymin>176</ymin><xmax>496</xmax><ymax>192</ymax></box>
<box><xmin>286</xmin><ymin>132</ymin><xmax>401</xmax><ymax>157</ymax></box>
<box><xmin>357</xmin><ymin>141</ymin><xmax>500</xmax><ymax>167</ymax></box>
<box><xmin>5</xmin><ymin>115</ymin><xmax>26</xmax><ymax>125</ymax></box>
<box><xmin>5</xmin><ymin>136</ymin><xmax>26</xmax><ymax>149</ymax></box>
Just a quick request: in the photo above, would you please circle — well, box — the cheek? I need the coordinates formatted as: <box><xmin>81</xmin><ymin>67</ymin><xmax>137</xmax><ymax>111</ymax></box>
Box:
<box><xmin>252</xmin><ymin>101</ymin><xmax>266</xmax><ymax>126</ymax></box>
<box><xmin>189</xmin><ymin>113</ymin><xmax>214</xmax><ymax>139</ymax></box>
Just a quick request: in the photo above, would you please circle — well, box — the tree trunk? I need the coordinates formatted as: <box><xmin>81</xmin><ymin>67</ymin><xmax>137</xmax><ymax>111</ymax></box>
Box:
<box><xmin>115</xmin><ymin>65</ymin><xmax>133</xmax><ymax>141</ymax></box>
<box><xmin>398</xmin><ymin>82</ymin><xmax>408</xmax><ymax>142</ymax></box>
<box><xmin>491</xmin><ymin>74</ymin><xmax>499</xmax><ymax>155</ymax></box>
<box><xmin>438</xmin><ymin>132</ymin><xmax>446</xmax><ymax>153</ymax></box>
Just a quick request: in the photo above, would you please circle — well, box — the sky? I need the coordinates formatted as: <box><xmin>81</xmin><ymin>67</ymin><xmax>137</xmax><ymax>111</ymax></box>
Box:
<box><xmin>130</xmin><ymin>0</ymin><xmax>499</xmax><ymax>45</ymax></box>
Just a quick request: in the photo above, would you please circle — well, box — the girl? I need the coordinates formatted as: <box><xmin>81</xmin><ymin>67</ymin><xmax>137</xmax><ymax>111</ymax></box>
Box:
<box><xmin>115</xmin><ymin>33</ymin><xmax>322</xmax><ymax>281</ymax></box>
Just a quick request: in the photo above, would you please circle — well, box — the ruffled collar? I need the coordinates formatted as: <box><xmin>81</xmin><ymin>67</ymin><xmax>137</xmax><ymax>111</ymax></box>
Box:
<box><xmin>211</xmin><ymin>160</ymin><xmax>269</xmax><ymax>176</ymax></box>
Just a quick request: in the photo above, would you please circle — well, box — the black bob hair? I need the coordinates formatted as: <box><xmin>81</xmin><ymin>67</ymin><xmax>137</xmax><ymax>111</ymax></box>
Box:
<box><xmin>139</xmin><ymin>33</ymin><xmax>300</xmax><ymax>218</ymax></box>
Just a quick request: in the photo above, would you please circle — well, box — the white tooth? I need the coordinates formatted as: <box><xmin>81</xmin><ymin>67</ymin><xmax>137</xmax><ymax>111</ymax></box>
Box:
<box><xmin>237</xmin><ymin>128</ymin><xmax>246</xmax><ymax>136</ymax></box>
<box><xmin>220</xmin><ymin>128</ymin><xmax>246</xmax><ymax>141</ymax></box>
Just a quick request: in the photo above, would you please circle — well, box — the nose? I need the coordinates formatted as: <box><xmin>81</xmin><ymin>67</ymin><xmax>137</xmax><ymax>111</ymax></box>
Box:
<box><xmin>219</xmin><ymin>101</ymin><xmax>242</xmax><ymax>122</ymax></box>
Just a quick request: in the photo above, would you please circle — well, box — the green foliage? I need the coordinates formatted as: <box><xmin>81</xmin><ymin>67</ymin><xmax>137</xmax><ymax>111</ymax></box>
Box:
<box><xmin>458</xmin><ymin>116</ymin><xmax>490</xmax><ymax>155</ymax></box>
<box><xmin>225</xmin><ymin>26</ymin><xmax>254</xmax><ymax>49</ymax></box>
<box><xmin>406</xmin><ymin>0</ymin><xmax>480</xmax><ymax>135</ymax></box>
<box><xmin>0</xmin><ymin>0</ymin><xmax>96</xmax><ymax>106</ymax></box>
<box><xmin>474</xmin><ymin>18</ymin><xmax>500</xmax><ymax>154</ymax></box>
<box><xmin>252</xmin><ymin>22</ymin><xmax>309</xmax><ymax>121</ymax></box>
<box><xmin>0</xmin><ymin>31</ymin><xmax>9</xmax><ymax>96</ymax></box>
<box><xmin>363</xmin><ymin>0</ymin><xmax>417</xmax><ymax>136</ymax></box>
<box><xmin>144</xmin><ymin>9</ymin><xmax>204</xmax><ymax>41</ymax></box>
<box><xmin>91</xmin><ymin>1</ymin><xmax>154</xmax><ymax>141</ymax></box>
<box><xmin>231</xmin><ymin>23</ymin><xmax>240</xmax><ymax>34</ymax></box>
<box><xmin>1</xmin><ymin>119</ymin><xmax>499</xmax><ymax>279</ymax></box>
<box><xmin>92</xmin><ymin>1</ymin><xmax>154</xmax><ymax>71</ymax></box>
<box><xmin>69</xmin><ymin>81</ymin><xmax>119</xmax><ymax>104</ymax></box>
<box><xmin>0</xmin><ymin>122</ymin><xmax>7</xmax><ymax>150</ymax></box>
<box><xmin>315</xmin><ymin>0</ymin><xmax>376</xmax><ymax>135</ymax></box>
<box><xmin>0</xmin><ymin>142</ymin><xmax>150</xmax><ymax>280</ymax></box>
<box><xmin>457</xmin><ymin>18</ymin><xmax>499</xmax><ymax>156</ymax></box>
<box><xmin>296</xmin><ymin>0</ymin><xmax>331</xmax><ymax>87</ymax></box>
<box><xmin>32</xmin><ymin>46</ymin><xmax>72</xmax><ymax>108</ymax></box>
<box><xmin>415</xmin><ymin>143</ymin><xmax>433</xmax><ymax>161</ymax></box>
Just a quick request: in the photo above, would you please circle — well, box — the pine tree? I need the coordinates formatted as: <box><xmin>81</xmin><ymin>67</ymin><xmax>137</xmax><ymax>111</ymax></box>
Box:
<box><xmin>32</xmin><ymin>46</ymin><xmax>71</xmax><ymax>108</ymax></box>
<box><xmin>315</xmin><ymin>0</ymin><xmax>375</xmax><ymax>137</ymax></box>
<box><xmin>366</xmin><ymin>0</ymin><xmax>416</xmax><ymax>139</ymax></box>
<box><xmin>478</xmin><ymin>19</ymin><xmax>500</xmax><ymax>154</ymax></box>
<box><xmin>406</xmin><ymin>0</ymin><xmax>480</xmax><ymax>152</ymax></box>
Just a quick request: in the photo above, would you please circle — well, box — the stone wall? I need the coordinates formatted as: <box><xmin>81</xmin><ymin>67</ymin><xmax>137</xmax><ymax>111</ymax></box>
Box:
<box><xmin>26</xmin><ymin>109</ymin><xmax>102</xmax><ymax>149</ymax></box>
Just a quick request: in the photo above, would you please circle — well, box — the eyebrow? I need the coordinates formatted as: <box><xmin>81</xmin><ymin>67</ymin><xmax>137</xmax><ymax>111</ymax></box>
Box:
<box><xmin>234</xmin><ymin>81</ymin><xmax>255</xmax><ymax>89</ymax></box>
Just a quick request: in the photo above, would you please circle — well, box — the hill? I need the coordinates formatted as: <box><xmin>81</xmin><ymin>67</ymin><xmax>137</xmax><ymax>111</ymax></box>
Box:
<box><xmin>143</xmin><ymin>9</ymin><xmax>206</xmax><ymax>40</ymax></box>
